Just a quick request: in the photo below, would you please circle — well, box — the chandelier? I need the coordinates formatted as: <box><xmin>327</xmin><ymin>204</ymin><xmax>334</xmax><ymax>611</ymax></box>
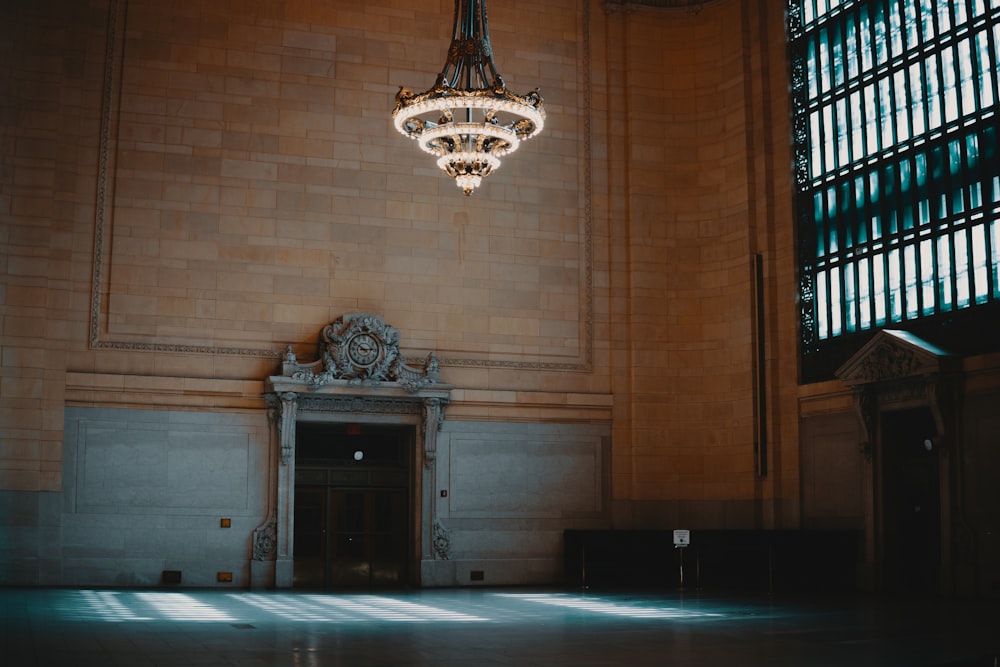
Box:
<box><xmin>392</xmin><ymin>0</ymin><xmax>545</xmax><ymax>195</ymax></box>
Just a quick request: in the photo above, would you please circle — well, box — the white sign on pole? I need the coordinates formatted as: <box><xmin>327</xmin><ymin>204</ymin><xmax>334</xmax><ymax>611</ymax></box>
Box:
<box><xmin>673</xmin><ymin>529</ymin><xmax>690</xmax><ymax>547</ymax></box>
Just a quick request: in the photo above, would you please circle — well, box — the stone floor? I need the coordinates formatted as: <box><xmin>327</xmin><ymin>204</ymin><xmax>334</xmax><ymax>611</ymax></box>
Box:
<box><xmin>2</xmin><ymin>586</ymin><xmax>998</xmax><ymax>666</ymax></box>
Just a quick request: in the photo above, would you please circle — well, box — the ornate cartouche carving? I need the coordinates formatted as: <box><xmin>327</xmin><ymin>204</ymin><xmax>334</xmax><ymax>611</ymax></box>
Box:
<box><xmin>283</xmin><ymin>313</ymin><xmax>441</xmax><ymax>392</ymax></box>
<box><xmin>855</xmin><ymin>340</ymin><xmax>919</xmax><ymax>383</ymax></box>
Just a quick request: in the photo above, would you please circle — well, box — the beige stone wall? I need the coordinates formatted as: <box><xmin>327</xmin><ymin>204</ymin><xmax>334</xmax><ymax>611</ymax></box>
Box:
<box><xmin>1</xmin><ymin>0</ymin><xmax>802</xmax><ymax>513</ymax></box>
<box><xmin>601</xmin><ymin>0</ymin><xmax>800</xmax><ymax>517</ymax></box>
<box><xmin>0</xmin><ymin>0</ymin><xmax>605</xmax><ymax>492</ymax></box>
<box><xmin>1</xmin><ymin>0</ymin><xmax>109</xmax><ymax>492</ymax></box>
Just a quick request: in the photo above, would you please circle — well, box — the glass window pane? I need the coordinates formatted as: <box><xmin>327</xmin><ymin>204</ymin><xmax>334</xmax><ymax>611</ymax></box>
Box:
<box><xmin>846</xmin><ymin>13</ymin><xmax>859</xmax><ymax>79</ymax></box>
<box><xmin>808</xmin><ymin>37</ymin><xmax>819</xmax><ymax>100</ymax></box>
<box><xmin>889</xmin><ymin>247</ymin><xmax>903</xmax><ymax>321</ymax></box>
<box><xmin>942</xmin><ymin>45</ymin><xmax>959</xmax><ymax>123</ymax></box>
<box><xmin>845</xmin><ymin>261</ymin><xmax>857</xmax><ymax>331</ymax></box>
<box><xmin>837</xmin><ymin>97</ymin><xmax>850</xmax><ymax>165</ymax></box>
<box><xmin>920</xmin><ymin>0</ymin><xmax>936</xmax><ymax>42</ymax></box>
<box><xmin>859</xmin><ymin>256</ymin><xmax>872</xmax><ymax>329</ymax></box>
<box><xmin>873</xmin><ymin>2</ymin><xmax>888</xmax><ymax>65</ymax></box>
<box><xmin>819</xmin><ymin>29</ymin><xmax>831</xmax><ymax>93</ymax></box>
<box><xmin>938</xmin><ymin>234</ymin><xmax>954</xmax><ymax>312</ymax></box>
<box><xmin>937</xmin><ymin>0</ymin><xmax>952</xmax><ymax>34</ymax></box>
<box><xmin>900</xmin><ymin>158</ymin><xmax>915</xmax><ymax>229</ymax></box>
<box><xmin>954</xmin><ymin>229</ymin><xmax>971</xmax><ymax>308</ymax></box>
<box><xmin>975</xmin><ymin>30</ymin><xmax>994</xmax><ymax>108</ymax></box>
<box><xmin>967</xmin><ymin>134</ymin><xmax>982</xmax><ymax>208</ymax></box>
<box><xmin>957</xmin><ymin>38</ymin><xmax>975</xmax><ymax>116</ymax></box>
<box><xmin>874</xmin><ymin>252</ymin><xmax>888</xmax><ymax>324</ymax></box>
<box><xmin>879</xmin><ymin>76</ymin><xmax>895</xmax><ymax>147</ymax></box>
<box><xmin>851</xmin><ymin>90</ymin><xmax>865</xmax><ymax>159</ymax></box>
<box><xmin>915</xmin><ymin>151</ymin><xmax>928</xmax><ymax>188</ymax></box>
<box><xmin>952</xmin><ymin>0</ymin><xmax>967</xmax><ymax>26</ymax></box>
<box><xmin>919</xmin><ymin>197</ymin><xmax>932</xmax><ymax>226</ymax></box>
<box><xmin>824</xmin><ymin>104</ymin><xmax>836</xmax><ymax>170</ymax></box>
<box><xmin>828</xmin><ymin>186</ymin><xmax>839</xmax><ymax>252</ymax></box>
<box><xmin>904</xmin><ymin>0</ymin><xmax>920</xmax><ymax>49</ymax></box>
<box><xmin>972</xmin><ymin>224</ymin><xmax>989</xmax><ymax>303</ymax></box>
<box><xmin>909</xmin><ymin>62</ymin><xmax>926</xmax><ymax>136</ymax></box>
<box><xmin>830</xmin><ymin>266</ymin><xmax>843</xmax><ymax>335</ymax></box>
<box><xmin>855</xmin><ymin>175</ymin><xmax>869</xmax><ymax>244</ymax></box>
<box><xmin>904</xmin><ymin>244</ymin><xmax>919</xmax><ymax>318</ymax></box>
<box><xmin>810</xmin><ymin>110</ymin><xmax>824</xmax><ymax>177</ymax></box>
<box><xmin>894</xmin><ymin>69</ymin><xmax>910</xmax><ymax>142</ymax></box>
<box><xmin>920</xmin><ymin>238</ymin><xmax>936</xmax><ymax>315</ymax></box>
<box><xmin>993</xmin><ymin>217</ymin><xmax>1000</xmax><ymax>298</ymax></box>
<box><xmin>995</xmin><ymin>24</ymin><xmax>1000</xmax><ymax>106</ymax></box>
<box><xmin>864</xmin><ymin>83</ymin><xmax>880</xmax><ymax>153</ymax></box>
<box><xmin>926</xmin><ymin>54</ymin><xmax>942</xmax><ymax>130</ymax></box>
<box><xmin>832</xmin><ymin>21</ymin><xmax>845</xmax><ymax>88</ymax></box>
<box><xmin>817</xmin><ymin>271</ymin><xmax>830</xmax><ymax>339</ymax></box>
<box><xmin>859</xmin><ymin>5</ymin><xmax>874</xmax><ymax>72</ymax></box>
<box><xmin>950</xmin><ymin>139</ymin><xmax>964</xmax><ymax>213</ymax></box>
<box><xmin>815</xmin><ymin>192</ymin><xmax>827</xmax><ymax>256</ymax></box>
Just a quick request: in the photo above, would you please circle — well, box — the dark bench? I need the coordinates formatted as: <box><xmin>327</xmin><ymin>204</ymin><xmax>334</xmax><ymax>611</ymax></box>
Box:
<box><xmin>564</xmin><ymin>529</ymin><xmax>861</xmax><ymax>592</ymax></box>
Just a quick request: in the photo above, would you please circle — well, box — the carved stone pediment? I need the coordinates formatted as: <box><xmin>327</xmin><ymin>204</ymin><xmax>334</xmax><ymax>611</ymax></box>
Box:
<box><xmin>278</xmin><ymin>313</ymin><xmax>442</xmax><ymax>392</ymax></box>
<box><xmin>835</xmin><ymin>330</ymin><xmax>950</xmax><ymax>387</ymax></box>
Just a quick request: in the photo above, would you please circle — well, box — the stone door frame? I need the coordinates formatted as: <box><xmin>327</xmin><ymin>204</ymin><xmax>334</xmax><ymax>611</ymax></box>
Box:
<box><xmin>837</xmin><ymin>329</ymin><xmax>959</xmax><ymax>594</ymax></box>
<box><xmin>251</xmin><ymin>314</ymin><xmax>451</xmax><ymax>589</ymax></box>
<box><xmin>258</xmin><ymin>384</ymin><xmax>449</xmax><ymax>588</ymax></box>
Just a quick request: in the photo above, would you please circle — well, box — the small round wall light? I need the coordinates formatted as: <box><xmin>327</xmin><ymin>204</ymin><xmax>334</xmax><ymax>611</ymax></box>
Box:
<box><xmin>353</xmin><ymin>450</ymin><xmax>364</xmax><ymax>461</ymax></box>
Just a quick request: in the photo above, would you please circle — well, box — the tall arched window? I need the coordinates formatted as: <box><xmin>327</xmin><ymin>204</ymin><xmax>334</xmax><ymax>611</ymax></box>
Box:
<box><xmin>789</xmin><ymin>0</ymin><xmax>1000</xmax><ymax>381</ymax></box>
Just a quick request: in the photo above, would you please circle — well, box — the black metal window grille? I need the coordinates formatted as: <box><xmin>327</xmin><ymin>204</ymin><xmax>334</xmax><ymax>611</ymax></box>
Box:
<box><xmin>789</xmin><ymin>0</ymin><xmax>1000</xmax><ymax>379</ymax></box>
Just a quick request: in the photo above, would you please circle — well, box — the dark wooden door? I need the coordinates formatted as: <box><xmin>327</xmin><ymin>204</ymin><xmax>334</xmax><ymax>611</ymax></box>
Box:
<box><xmin>881</xmin><ymin>408</ymin><xmax>941</xmax><ymax>594</ymax></box>
<box><xmin>294</xmin><ymin>486</ymin><xmax>409</xmax><ymax>588</ymax></box>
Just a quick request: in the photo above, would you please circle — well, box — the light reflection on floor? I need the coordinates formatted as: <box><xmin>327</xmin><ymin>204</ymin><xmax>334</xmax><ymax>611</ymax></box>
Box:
<box><xmin>495</xmin><ymin>593</ymin><xmax>723</xmax><ymax>619</ymax></box>
<box><xmin>61</xmin><ymin>589</ymin><xmax>709</xmax><ymax>624</ymax></box>
<box><xmin>8</xmin><ymin>588</ymin><xmax>999</xmax><ymax>667</ymax></box>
